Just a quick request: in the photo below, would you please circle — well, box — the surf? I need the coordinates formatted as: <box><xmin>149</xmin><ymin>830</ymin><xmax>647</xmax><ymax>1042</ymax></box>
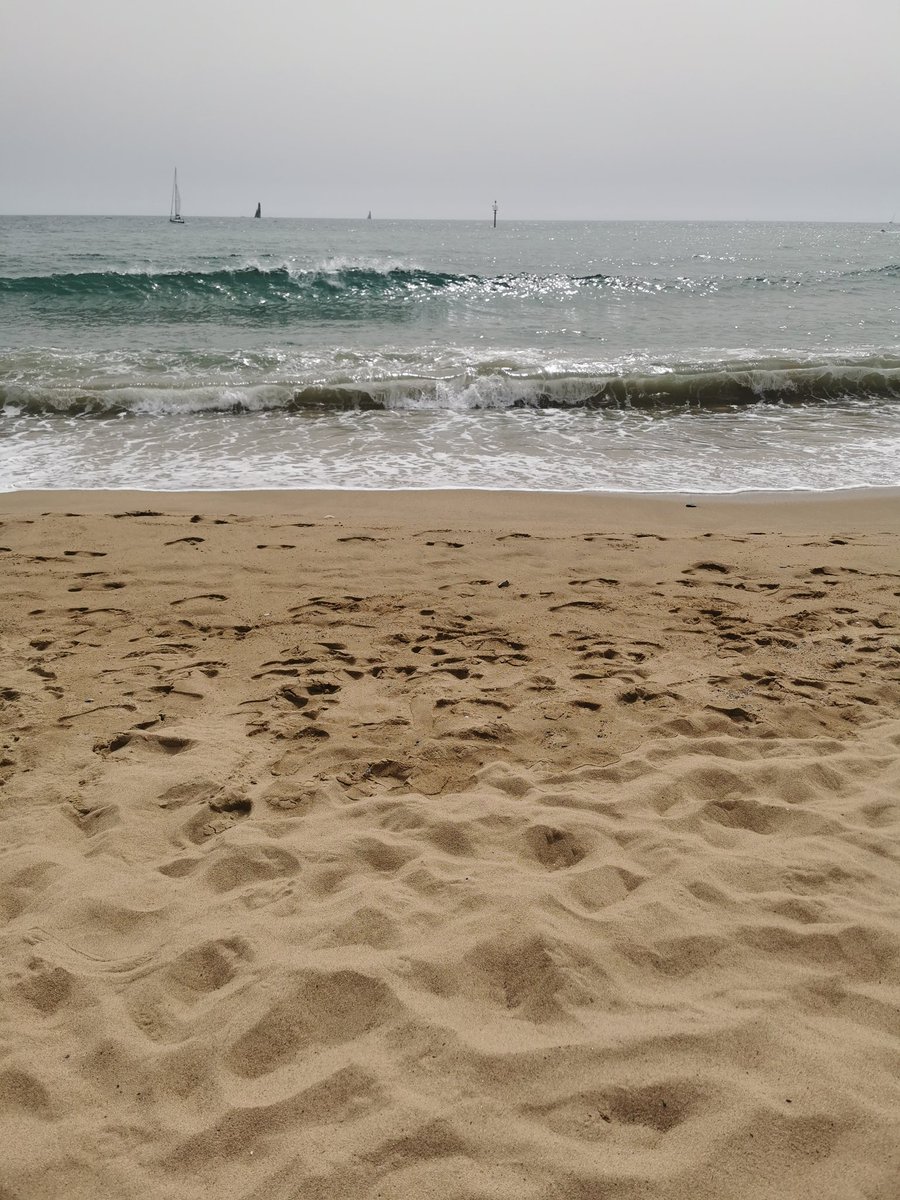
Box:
<box><xmin>4</xmin><ymin>359</ymin><xmax>900</xmax><ymax>417</ymax></box>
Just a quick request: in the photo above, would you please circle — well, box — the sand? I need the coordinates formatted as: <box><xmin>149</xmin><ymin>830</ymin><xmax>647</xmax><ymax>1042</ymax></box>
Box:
<box><xmin>1</xmin><ymin>488</ymin><xmax>899</xmax><ymax>1200</ymax></box>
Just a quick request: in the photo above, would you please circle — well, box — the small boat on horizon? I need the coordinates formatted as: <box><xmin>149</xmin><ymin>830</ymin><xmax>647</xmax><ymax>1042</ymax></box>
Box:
<box><xmin>169</xmin><ymin>169</ymin><xmax>185</xmax><ymax>224</ymax></box>
<box><xmin>254</xmin><ymin>202</ymin><xmax>261</xmax><ymax>219</ymax></box>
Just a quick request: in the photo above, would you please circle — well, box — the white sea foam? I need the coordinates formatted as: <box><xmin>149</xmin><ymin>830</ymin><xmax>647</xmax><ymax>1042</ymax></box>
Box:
<box><xmin>3</xmin><ymin>402</ymin><xmax>899</xmax><ymax>493</ymax></box>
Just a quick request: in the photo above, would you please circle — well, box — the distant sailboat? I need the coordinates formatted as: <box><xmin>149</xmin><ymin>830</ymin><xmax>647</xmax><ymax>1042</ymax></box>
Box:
<box><xmin>169</xmin><ymin>169</ymin><xmax>185</xmax><ymax>224</ymax></box>
<box><xmin>367</xmin><ymin>211</ymin><xmax>372</xmax><ymax>220</ymax></box>
<box><xmin>254</xmin><ymin>202</ymin><xmax>261</xmax><ymax>219</ymax></box>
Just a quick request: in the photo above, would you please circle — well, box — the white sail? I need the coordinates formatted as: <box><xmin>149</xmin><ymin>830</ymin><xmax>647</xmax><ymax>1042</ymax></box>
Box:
<box><xmin>169</xmin><ymin>169</ymin><xmax>184</xmax><ymax>224</ymax></box>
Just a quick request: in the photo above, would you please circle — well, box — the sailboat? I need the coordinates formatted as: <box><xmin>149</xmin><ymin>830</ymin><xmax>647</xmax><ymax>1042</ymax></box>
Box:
<box><xmin>254</xmin><ymin>202</ymin><xmax>261</xmax><ymax>219</ymax></box>
<box><xmin>169</xmin><ymin>169</ymin><xmax>185</xmax><ymax>224</ymax></box>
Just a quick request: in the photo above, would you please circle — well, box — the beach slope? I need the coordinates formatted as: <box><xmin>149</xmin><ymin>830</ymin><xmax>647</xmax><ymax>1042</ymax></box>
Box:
<box><xmin>1</xmin><ymin>490</ymin><xmax>898</xmax><ymax>1200</ymax></box>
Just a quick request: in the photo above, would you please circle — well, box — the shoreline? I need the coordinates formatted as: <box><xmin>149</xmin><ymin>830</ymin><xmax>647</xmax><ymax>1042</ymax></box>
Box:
<box><xmin>5</xmin><ymin>484</ymin><xmax>900</xmax><ymax>530</ymax></box>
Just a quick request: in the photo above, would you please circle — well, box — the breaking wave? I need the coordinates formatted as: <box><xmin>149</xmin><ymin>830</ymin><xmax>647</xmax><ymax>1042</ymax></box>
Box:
<box><xmin>4</xmin><ymin>261</ymin><xmax>899</xmax><ymax>323</ymax></box>
<box><xmin>4</xmin><ymin>361</ymin><xmax>900</xmax><ymax>417</ymax></box>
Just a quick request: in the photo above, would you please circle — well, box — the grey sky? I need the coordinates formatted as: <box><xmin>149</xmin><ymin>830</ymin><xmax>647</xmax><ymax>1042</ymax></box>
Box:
<box><xmin>2</xmin><ymin>0</ymin><xmax>898</xmax><ymax>220</ymax></box>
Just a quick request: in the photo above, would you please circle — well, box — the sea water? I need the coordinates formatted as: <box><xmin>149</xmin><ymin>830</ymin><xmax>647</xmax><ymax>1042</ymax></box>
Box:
<box><xmin>1</xmin><ymin>215</ymin><xmax>898</xmax><ymax>492</ymax></box>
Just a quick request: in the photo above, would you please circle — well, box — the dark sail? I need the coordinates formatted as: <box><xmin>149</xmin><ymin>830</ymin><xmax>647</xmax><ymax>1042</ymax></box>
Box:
<box><xmin>254</xmin><ymin>203</ymin><xmax>261</xmax><ymax>219</ymax></box>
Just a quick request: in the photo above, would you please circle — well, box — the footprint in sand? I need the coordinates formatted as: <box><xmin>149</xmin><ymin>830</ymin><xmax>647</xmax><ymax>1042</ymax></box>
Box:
<box><xmin>170</xmin><ymin>593</ymin><xmax>227</xmax><ymax>606</ymax></box>
<box><xmin>467</xmin><ymin>933</ymin><xmax>568</xmax><ymax>1021</ymax></box>
<box><xmin>684</xmin><ymin>561</ymin><xmax>732</xmax><ymax>574</ymax></box>
<box><xmin>95</xmin><ymin>731</ymin><xmax>196</xmax><ymax>756</ymax></box>
<box><xmin>165</xmin><ymin>937</ymin><xmax>253</xmax><ymax>996</ymax></box>
<box><xmin>63</xmin><ymin>797</ymin><xmax>121</xmax><ymax>837</ymax></box>
<box><xmin>203</xmin><ymin>844</ymin><xmax>300</xmax><ymax>893</ymax></box>
<box><xmin>0</xmin><ymin>1066</ymin><xmax>57</xmax><ymax>1121</ymax></box>
<box><xmin>524</xmin><ymin>824</ymin><xmax>588</xmax><ymax>870</ymax></box>
<box><xmin>182</xmin><ymin>791</ymin><xmax>253</xmax><ymax>844</ymax></box>
<box><xmin>223</xmin><ymin>969</ymin><xmax>398</xmax><ymax>1078</ymax></box>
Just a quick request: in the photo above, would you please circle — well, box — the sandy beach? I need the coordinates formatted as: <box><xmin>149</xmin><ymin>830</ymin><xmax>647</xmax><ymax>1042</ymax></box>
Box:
<box><xmin>1</xmin><ymin>488</ymin><xmax>898</xmax><ymax>1200</ymax></box>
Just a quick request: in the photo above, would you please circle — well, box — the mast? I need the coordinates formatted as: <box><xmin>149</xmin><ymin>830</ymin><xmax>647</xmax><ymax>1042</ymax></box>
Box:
<box><xmin>169</xmin><ymin>168</ymin><xmax>184</xmax><ymax>223</ymax></box>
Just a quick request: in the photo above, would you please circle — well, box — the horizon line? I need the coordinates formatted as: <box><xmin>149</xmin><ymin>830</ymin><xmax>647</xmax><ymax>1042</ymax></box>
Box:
<box><xmin>0</xmin><ymin>212</ymin><xmax>893</xmax><ymax>225</ymax></box>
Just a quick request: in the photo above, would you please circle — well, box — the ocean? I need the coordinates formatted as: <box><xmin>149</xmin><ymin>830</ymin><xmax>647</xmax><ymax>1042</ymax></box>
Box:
<box><xmin>1</xmin><ymin>215</ymin><xmax>898</xmax><ymax>492</ymax></box>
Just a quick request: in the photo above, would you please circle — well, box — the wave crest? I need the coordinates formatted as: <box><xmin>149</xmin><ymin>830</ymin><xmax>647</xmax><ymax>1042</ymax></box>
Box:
<box><xmin>3</xmin><ymin>261</ymin><xmax>898</xmax><ymax>320</ymax></box>
<box><xmin>4</xmin><ymin>362</ymin><xmax>900</xmax><ymax>418</ymax></box>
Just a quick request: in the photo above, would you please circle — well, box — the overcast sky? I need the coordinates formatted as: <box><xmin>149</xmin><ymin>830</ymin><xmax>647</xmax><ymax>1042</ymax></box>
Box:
<box><xmin>2</xmin><ymin>0</ymin><xmax>898</xmax><ymax>220</ymax></box>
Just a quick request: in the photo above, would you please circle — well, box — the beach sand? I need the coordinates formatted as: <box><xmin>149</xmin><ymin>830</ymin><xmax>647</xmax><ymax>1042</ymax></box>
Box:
<box><xmin>1</xmin><ymin>489</ymin><xmax>898</xmax><ymax>1200</ymax></box>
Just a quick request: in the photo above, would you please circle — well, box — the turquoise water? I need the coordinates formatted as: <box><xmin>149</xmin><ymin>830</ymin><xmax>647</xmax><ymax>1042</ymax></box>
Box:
<box><xmin>1</xmin><ymin>216</ymin><xmax>899</xmax><ymax>491</ymax></box>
